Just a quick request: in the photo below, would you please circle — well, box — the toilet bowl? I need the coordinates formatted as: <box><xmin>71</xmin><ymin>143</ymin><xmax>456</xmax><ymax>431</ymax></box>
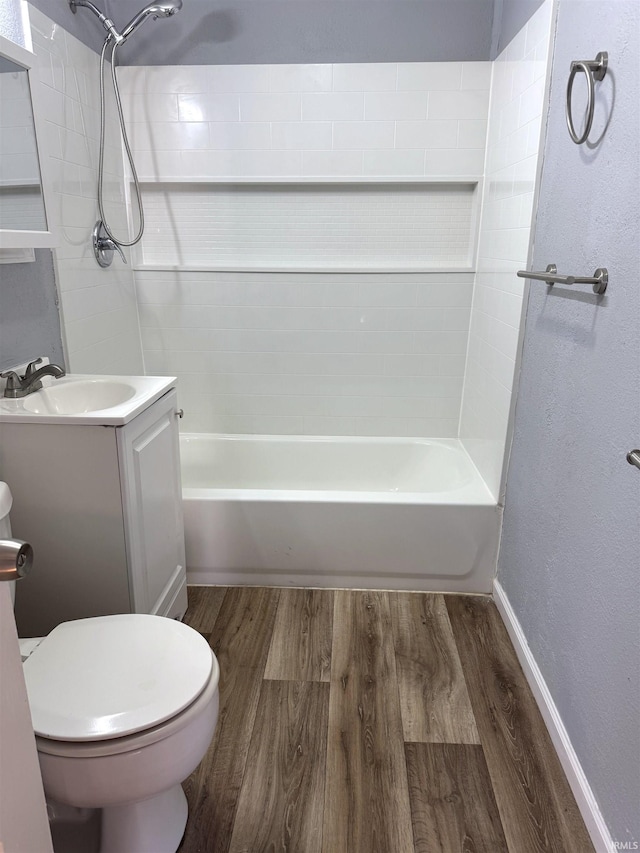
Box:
<box><xmin>22</xmin><ymin>613</ymin><xmax>220</xmax><ymax>853</ymax></box>
<box><xmin>1</xmin><ymin>482</ymin><xmax>219</xmax><ymax>853</ymax></box>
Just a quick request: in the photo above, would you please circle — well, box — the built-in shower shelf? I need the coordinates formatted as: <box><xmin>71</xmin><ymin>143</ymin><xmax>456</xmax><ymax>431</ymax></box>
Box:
<box><xmin>136</xmin><ymin>176</ymin><xmax>483</xmax><ymax>185</ymax></box>
<box><xmin>136</xmin><ymin>180</ymin><xmax>480</xmax><ymax>272</ymax></box>
<box><xmin>134</xmin><ymin>264</ymin><xmax>475</xmax><ymax>274</ymax></box>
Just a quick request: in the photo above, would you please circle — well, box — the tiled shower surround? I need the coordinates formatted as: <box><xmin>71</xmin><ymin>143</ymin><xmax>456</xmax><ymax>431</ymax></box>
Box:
<box><xmin>460</xmin><ymin>0</ymin><xmax>553</xmax><ymax>498</ymax></box>
<box><xmin>26</xmin><ymin>3</ymin><xmax>553</xmax><ymax>485</ymax></box>
<box><xmin>119</xmin><ymin>61</ymin><xmax>493</xmax><ymax>436</ymax></box>
<box><xmin>28</xmin><ymin>5</ymin><xmax>144</xmax><ymax>375</ymax></box>
<box><xmin>139</xmin><ymin>270</ymin><xmax>473</xmax><ymax>436</ymax></box>
<box><xmin>118</xmin><ymin>61</ymin><xmax>491</xmax><ymax>180</ymax></box>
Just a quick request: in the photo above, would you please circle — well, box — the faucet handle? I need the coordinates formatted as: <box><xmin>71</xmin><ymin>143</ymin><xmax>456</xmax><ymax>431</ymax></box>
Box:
<box><xmin>24</xmin><ymin>358</ymin><xmax>43</xmax><ymax>378</ymax></box>
<box><xmin>1</xmin><ymin>371</ymin><xmax>22</xmax><ymax>392</ymax></box>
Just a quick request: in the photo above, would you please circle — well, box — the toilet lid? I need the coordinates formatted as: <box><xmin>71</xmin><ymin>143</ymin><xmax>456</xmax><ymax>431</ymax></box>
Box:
<box><xmin>23</xmin><ymin>614</ymin><xmax>214</xmax><ymax>741</ymax></box>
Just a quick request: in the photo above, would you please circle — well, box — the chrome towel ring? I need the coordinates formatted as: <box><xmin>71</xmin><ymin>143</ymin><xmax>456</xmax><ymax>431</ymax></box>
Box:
<box><xmin>566</xmin><ymin>51</ymin><xmax>608</xmax><ymax>144</ymax></box>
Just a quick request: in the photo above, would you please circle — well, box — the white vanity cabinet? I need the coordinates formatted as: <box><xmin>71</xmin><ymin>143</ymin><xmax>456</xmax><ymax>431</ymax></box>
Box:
<box><xmin>3</xmin><ymin>389</ymin><xmax>187</xmax><ymax>637</ymax></box>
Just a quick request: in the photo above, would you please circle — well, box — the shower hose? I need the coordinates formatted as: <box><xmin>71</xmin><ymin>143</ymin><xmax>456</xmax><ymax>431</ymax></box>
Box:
<box><xmin>97</xmin><ymin>37</ymin><xmax>144</xmax><ymax>247</ymax></box>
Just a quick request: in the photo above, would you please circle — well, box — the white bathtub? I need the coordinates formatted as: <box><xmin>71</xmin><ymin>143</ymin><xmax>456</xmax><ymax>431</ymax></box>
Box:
<box><xmin>181</xmin><ymin>435</ymin><xmax>500</xmax><ymax>593</ymax></box>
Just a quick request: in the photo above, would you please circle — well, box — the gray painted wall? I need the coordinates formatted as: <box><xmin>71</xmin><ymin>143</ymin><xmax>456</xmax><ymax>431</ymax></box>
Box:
<box><xmin>0</xmin><ymin>251</ymin><xmax>65</xmax><ymax>371</ymax></box>
<box><xmin>498</xmin><ymin>0</ymin><xmax>640</xmax><ymax>845</ymax></box>
<box><xmin>31</xmin><ymin>0</ymin><xmax>500</xmax><ymax>64</ymax></box>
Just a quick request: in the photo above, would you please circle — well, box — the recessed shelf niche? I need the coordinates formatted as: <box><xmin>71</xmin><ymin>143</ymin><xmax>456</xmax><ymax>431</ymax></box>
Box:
<box><xmin>136</xmin><ymin>181</ymin><xmax>479</xmax><ymax>273</ymax></box>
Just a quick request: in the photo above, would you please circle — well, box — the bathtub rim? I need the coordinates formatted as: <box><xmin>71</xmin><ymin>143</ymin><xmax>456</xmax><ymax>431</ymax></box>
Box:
<box><xmin>179</xmin><ymin>432</ymin><xmax>496</xmax><ymax>505</ymax></box>
<box><xmin>182</xmin><ymin>487</ymin><xmax>495</xmax><ymax>506</ymax></box>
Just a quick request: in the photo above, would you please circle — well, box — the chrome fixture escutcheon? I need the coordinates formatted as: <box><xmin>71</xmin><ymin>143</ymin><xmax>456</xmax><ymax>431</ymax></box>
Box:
<box><xmin>93</xmin><ymin>220</ymin><xmax>127</xmax><ymax>268</ymax></box>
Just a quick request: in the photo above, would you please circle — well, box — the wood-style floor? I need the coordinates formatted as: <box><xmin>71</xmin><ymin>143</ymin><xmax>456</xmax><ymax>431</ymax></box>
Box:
<box><xmin>179</xmin><ymin>587</ymin><xmax>594</xmax><ymax>853</ymax></box>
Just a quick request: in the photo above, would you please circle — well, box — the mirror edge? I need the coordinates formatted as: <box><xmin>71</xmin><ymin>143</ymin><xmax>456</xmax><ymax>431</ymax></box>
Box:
<box><xmin>0</xmin><ymin>30</ymin><xmax>58</xmax><ymax>250</ymax></box>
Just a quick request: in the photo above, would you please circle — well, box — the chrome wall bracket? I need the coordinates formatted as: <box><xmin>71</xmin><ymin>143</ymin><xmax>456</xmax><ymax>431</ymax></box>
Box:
<box><xmin>93</xmin><ymin>220</ymin><xmax>127</xmax><ymax>268</ymax></box>
<box><xmin>566</xmin><ymin>51</ymin><xmax>608</xmax><ymax>144</ymax></box>
<box><xmin>517</xmin><ymin>264</ymin><xmax>608</xmax><ymax>295</ymax></box>
<box><xmin>627</xmin><ymin>450</ymin><xmax>640</xmax><ymax>471</ymax></box>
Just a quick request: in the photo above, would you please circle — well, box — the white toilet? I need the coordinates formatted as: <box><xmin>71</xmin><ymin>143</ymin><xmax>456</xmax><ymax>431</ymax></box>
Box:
<box><xmin>0</xmin><ymin>482</ymin><xmax>220</xmax><ymax>853</ymax></box>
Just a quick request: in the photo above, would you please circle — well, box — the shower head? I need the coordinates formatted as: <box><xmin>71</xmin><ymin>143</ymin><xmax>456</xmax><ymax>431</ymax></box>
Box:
<box><xmin>120</xmin><ymin>1</ymin><xmax>183</xmax><ymax>42</ymax></box>
<box><xmin>70</xmin><ymin>0</ymin><xmax>183</xmax><ymax>44</ymax></box>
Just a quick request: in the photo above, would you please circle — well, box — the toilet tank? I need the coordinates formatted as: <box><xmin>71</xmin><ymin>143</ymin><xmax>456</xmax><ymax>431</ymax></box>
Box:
<box><xmin>0</xmin><ymin>481</ymin><xmax>13</xmax><ymax>538</ymax></box>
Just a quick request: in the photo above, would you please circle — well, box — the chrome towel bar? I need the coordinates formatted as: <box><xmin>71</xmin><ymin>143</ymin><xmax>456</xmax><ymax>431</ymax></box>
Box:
<box><xmin>566</xmin><ymin>51</ymin><xmax>608</xmax><ymax>144</ymax></box>
<box><xmin>517</xmin><ymin>264</ymin><xmax>608</xmax><ymax>294</ymax></box>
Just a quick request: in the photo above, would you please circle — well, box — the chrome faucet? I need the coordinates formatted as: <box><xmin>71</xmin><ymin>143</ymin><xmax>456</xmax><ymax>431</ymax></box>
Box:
<box><xmin>1</xmin><ymin>359</ymin><xmax>66</xmax><ymax>398</ymax></box>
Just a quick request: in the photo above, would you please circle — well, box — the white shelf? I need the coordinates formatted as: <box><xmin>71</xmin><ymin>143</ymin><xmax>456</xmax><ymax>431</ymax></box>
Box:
<box><xmin>133</xmin><ymin>264</ymin><xmax>475</xmax><ymax>274</ymax></box>
<box><xmin>135</xmin><ymin>175</ymin><xmax>482</xmax><ymax>186</ymax></box>
<box><xmin>0</xmin><ymin>179</ymin><xmax>41</xmax><ymax>189</ymax></box>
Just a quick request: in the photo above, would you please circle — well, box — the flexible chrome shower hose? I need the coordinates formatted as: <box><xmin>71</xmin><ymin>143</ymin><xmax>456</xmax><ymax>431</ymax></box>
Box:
<box><xmin>98</xmin><ymin>37</ymin><xmax>144</xmax><ymax>247</ymax></box>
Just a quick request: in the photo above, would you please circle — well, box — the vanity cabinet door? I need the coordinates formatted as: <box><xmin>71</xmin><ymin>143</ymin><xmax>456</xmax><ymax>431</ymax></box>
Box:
<box><xmin>117</xmin><ymin>389</ymin><xmax>187</xmax><ymax>618</ymax></box>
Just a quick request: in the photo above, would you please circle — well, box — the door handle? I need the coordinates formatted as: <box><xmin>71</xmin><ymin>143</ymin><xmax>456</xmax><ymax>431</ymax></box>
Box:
<box><xmin>0</xmin><ymin>539</ymin><xmax>33</xmax><ymax>581</ymax></box>
<box><xmin>627</xmin><ymin>450</ymin><xmax>640</xmax><ymax>470</ymax></box>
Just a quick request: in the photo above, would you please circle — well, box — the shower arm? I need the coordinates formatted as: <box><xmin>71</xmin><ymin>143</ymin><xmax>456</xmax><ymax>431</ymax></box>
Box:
<box><xmin>69</xmin><ymin>0</ymin><xmax>121</xmax><ymax>43</ymax></box>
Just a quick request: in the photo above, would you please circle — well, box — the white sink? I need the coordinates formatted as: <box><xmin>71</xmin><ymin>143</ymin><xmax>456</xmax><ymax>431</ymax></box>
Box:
<box><xmin>0</xmin><ymin>374</ymin><xmax>177</xmax><ymax>425</ymax></box>
<box><xmin>23</xmin><ymin>380</ymin><xmax>137</xmax><ymax>415</ymax></box>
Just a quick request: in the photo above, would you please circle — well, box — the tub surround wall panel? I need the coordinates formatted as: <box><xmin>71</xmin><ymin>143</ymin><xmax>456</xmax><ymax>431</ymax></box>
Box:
<box><xmin>118</xmin><ymin>61</ymin><xmax>490</xmax><ymax>180</ymax></box>
<box><xmin>137</xmin><ymin>184</ymin><xmax>477</xmax><ymax>270</ymax></box>
<box><xmin>494</xmin><ymin>0</ymin><xmax>547</xmax><ymax>56</ymax></box>
<box><xmin>123</xmin><ymin>61</ymin><xmax>491</xmax><ymax>438</ymax></box>
<box><xmin>498</xmin><ymin>0</ymin><xmax>640</xmax><ymax>845</ymax></box>
<box><xmin>138</xmin><ymin>270</ymin><xmax>473</xmax><ymax>437</ymax></box>
<box><xmin>27</xmin><ymin>6</ymin><xmax>144</xmax><ymax>375</ymax></box>
<box><xmin>459</xmin><ymin>0</ymin><xmax>553</xmax><ymax>500</ymax></box>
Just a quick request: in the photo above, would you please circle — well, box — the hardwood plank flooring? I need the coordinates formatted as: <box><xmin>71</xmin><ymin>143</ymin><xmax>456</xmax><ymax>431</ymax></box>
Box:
<box><xmin>322</xmin><ymin>590</ymin><xmax>414</xmax><ymax>853</ymax></box>
<box><xmin>390</xmin><ymin>593</ymin><xmax>479</xmax><ymax>744</ymax></box>
<box><xmin>185</xmin><ymin>586</ymin><xmax>227</xmax><ymax>634</ymax></box>
<box><xmin>405</xmin><ymin>742</ymin><xmax>509</xmax><ymax>853</ymax></box>
<box><xmin>179</xmin><ymin>586</ymin><xmax>594</xmax><ymax>853</ymax></box>
<box><xmin>264</xmin><ymin>588</ymin><xmax>333</xmax><ymax>682</ymax></box>
<box><xmin>228</xmin><ymin>680</ymin><xmax>329</xmax><ymax>853</ymax></box>
<box><xmin>446</xmin><ymin>595</ymin><xmax>595</xmax><ymax>853</ymax></box>
<box><xmin>180</xmin><ymin>587</ymin><xmax>280</xmax><ymax>853</ymax></box>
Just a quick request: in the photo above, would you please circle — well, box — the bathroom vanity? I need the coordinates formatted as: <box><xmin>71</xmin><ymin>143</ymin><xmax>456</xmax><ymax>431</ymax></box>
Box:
<box><xmin>0</xmin><ymin>375</ymin><xmax>187</xmax><ymax>637</ymax></box>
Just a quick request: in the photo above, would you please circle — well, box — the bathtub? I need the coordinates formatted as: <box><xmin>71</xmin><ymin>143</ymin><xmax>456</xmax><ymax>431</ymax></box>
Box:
<box><xmin>181</xmin><ymin>435</ymin><xmax>501</xmax><ymax>593</ymax></box>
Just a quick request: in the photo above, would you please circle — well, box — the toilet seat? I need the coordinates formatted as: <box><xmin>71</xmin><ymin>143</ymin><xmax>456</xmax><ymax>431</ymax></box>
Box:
<box><xmin>23</xmin><ymin>614</ymin><xmax>213</xmax><ymax>742</ymax></box>
<box><xmin>35</xmin><ymin>658</ymin><xmax>219</xmax><ymax>758</ymax></box>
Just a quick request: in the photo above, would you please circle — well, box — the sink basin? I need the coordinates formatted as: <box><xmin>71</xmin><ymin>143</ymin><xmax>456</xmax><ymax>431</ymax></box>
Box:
<box><xmin>0</xmin><ymin>373</ymin><xmax>176</xmax><ymax>425</ymax></box>
<box><xmin>23</xmin><ymin>380</ymin><xmax>137</xmax><ymax>415</ymax></box>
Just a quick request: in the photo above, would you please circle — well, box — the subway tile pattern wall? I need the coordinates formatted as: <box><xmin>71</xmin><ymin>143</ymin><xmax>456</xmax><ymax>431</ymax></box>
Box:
<box><xmin>138</xmin><ymin>183</ymin><xmax>477</xmax><ymax>270</ymax></box>
<box><xmin>138</xmin><ymin>270</ymin><xmax>472</xmax><ymax>436</ymax></box>
<box><xmin>118</xmin><ymin>62</ymin><xmax>491</xmax><ymax>179</ymax></box>
<box><xmin>120</xmin><ymin>60</ymin><xmax>493</xmax><ymax>436</ymax></box>
<box><xmin>27</xmin><ymin>5</ymin><xmax>144</xmax><ymax>374</ymax></box>
<box><xmin>459</xmin><ymin>0</ymin><xmax>554</xmax><ymax>499</ymax></box>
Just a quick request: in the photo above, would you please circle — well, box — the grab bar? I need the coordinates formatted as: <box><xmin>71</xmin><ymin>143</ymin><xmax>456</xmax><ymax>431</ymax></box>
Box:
<box><xmin>517</xmin><ymin>264</ymin><xmax>608</xmax><ymax>294</ymax></box>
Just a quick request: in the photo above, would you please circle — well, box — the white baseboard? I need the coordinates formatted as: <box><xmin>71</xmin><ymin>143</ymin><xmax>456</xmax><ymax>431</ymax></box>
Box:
<box><xmin>493</xmin><ymin>580</ymin><xmax>614</xmax><ymax>853</ymax></box>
